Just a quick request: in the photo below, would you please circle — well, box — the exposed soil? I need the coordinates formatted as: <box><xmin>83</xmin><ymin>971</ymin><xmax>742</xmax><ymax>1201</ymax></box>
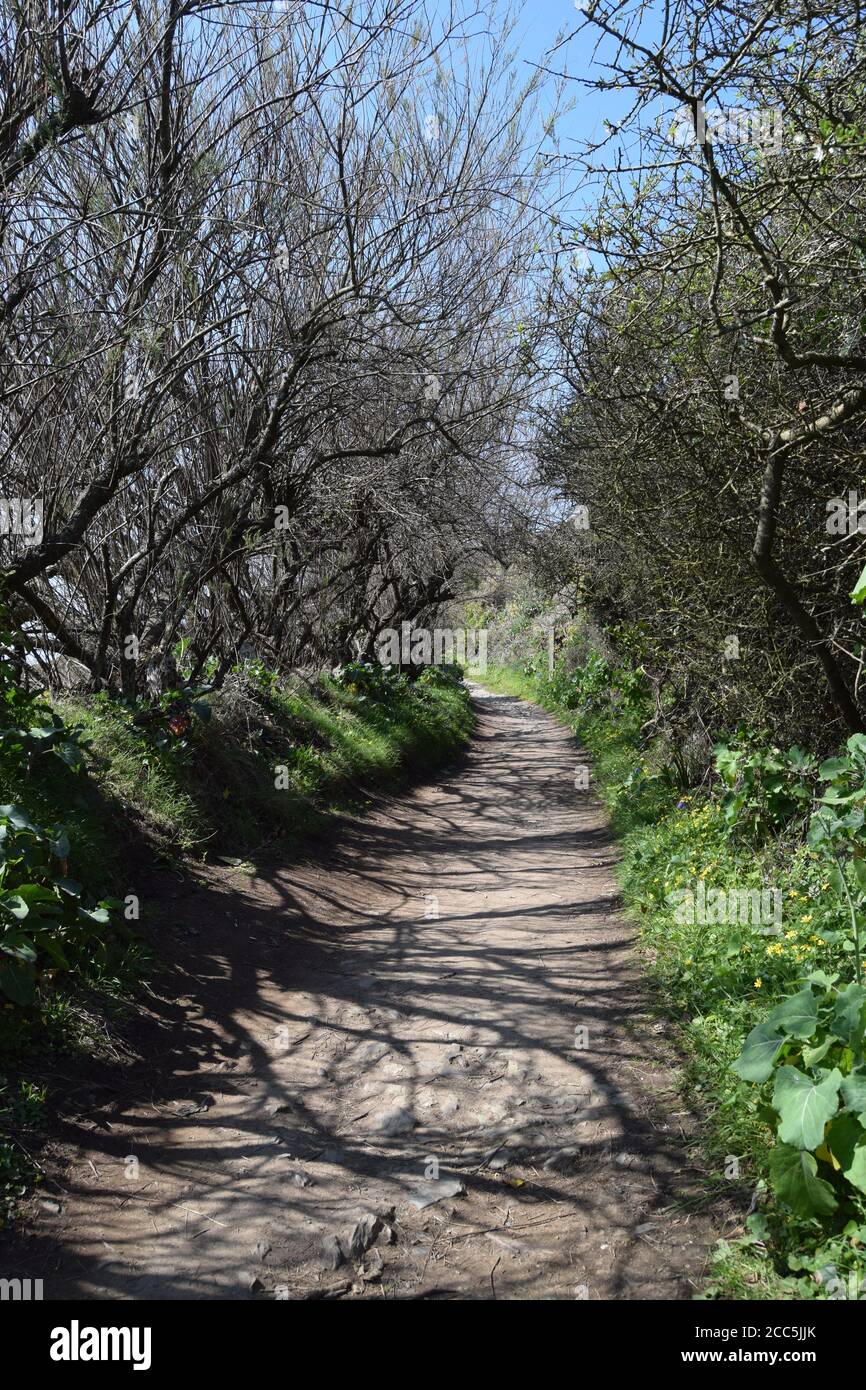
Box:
<box><xmin>3</xmin><ymin>688</ymin><xmax>733</xmax><ymax>1300</ymax></box>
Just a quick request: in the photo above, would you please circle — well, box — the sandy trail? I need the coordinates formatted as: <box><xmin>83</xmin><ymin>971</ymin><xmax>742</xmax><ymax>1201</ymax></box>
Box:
<box><xmin>6</xmin><ymin>688</ymin><xmax>725</xmax><ymax>1299</ymax></box>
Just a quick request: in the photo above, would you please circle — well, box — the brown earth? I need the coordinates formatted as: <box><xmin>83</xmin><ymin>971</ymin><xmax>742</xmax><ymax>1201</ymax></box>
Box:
<box><xmin>2</xmin><ymin>687</ymin><xmax>733</xmax><ymax>1299</ymax></box>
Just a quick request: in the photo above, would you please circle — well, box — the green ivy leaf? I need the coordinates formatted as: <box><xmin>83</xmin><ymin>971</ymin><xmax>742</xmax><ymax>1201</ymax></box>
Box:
<box><xmin>768</xmin><ymin>1144</ymin><xmax>838</xmax><ymax>1216</ymax></box>
<box><xmin>772</xmin><ymin>1065</ymin><xmax>842</xmax><ymax>1149</ymax></box>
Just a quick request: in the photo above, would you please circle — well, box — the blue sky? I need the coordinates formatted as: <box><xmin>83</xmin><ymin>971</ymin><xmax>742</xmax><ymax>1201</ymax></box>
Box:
<box><xmin>510</xmin><ymin>0</ymin><xmax>624</xmax><ymax>143</ymax></box>
<box><xmin>452</xmin><ymin>0</ymin><xmax>652</xmax><ymax>223</ymax></box>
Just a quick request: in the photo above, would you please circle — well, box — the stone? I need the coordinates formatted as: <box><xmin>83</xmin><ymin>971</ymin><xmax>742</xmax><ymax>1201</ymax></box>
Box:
<box><xmin>368</xmin><ymin>1105</ymin><xmax>414</xmax><ymax>1135</ymax></box>
<box><xmin>321</xmin><ymin>1234</ymin><xmax>345</xmax><ymax>1270</ymax></box>
<box><xmin>408</xmin><ymin>1177</ymin><xmax>466</xmax><ymax>1209</ymax></box>
<box><xmin>275</xmin><ymin>1162</ymin><xmax>314</xmax><ymax>1186</ymax></box>
<box><xmin>350</xmin><ymin>1213</ymin><xmax>382</xmax><ymax>1258</ymax></box>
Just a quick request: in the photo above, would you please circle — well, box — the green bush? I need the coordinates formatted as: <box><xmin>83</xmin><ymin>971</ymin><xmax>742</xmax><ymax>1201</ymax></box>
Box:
<box><xmin>734</xmin><ymin>978</ymin><xmax>866</xmax><ymax>1217</ymax></box>
<box><xmin>0</xmin><ymin>803</ymin><xmax>125</xmax><ymax>1007</ymax></box>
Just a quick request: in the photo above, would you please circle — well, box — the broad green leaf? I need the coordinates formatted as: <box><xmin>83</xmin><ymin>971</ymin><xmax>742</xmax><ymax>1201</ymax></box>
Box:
<box><xmin>77</xmin><ymin>905</ymin><xmax>110</xmax><ymax>926</ymax></box>
<box><xmin>788</xmin><ymin>745</ymin><xmax>813</xmax><ymax>769</ymax></box>
<box><xmin>841</xmin><ymin>1067</ymin><xmax>866</xmax><ymax>1120</ymax></box>
<box><xmin>808</xmin><ymin>815</ymin><xmax>835</xmax><ymax>849</ymax></box>
<box><xmin>768</xmin><ymin>1144</ymin><xmax>838</xmax><ymax>1216</ymax></box>
<box><xmin>732</xmin><ymin>1020</ymin><xmax>785</xmax><ymax>1082</ymax></box>
<box><xmin>0</xmin><ymin>934</ymin><xmax>37</xmax><ymax>963</ymax></box>
<box><xmin>13</xmin><ymin>883</ymin><xmax>58</xmax><ymax>905</ymax></box>
<box><xmin>827</xmin><ymin>1113</ymin><xmax>866</xmax><ymax>1195</ymax></box>
<box><xmin>803</xmin><ymin>1036</ymin><xmax>835</xmax><ymax>1067</ymax></box>
<box><xmin>832</xmin><ymin>982</ymin><xmax>866</xmax><ymax>1044</ymax></box>
<box><xmin>819</xmin><ymin>757</ymin><xmax>851</xmax><ymax>780</ymax></box>
<box><xmin>772</xmin><ymin>1065</ymin><xmax>842</xmax><ymax>1149</ymax></box>
<box><xmin>25</xmin><ymin>726</ymin><xmax>58</xmax><ymax>743</ymax></box>
<box><xmin>807</xmin><ymin>969</ymin><xmax>839</xmax><ymax>989</ymax></box>
<box><xmin>0</xmin><ymin>893</ymin><xmax>29</xmax><ymax>920</ymax></box>
<box><xmin>818</xmin><ymin>789</ymin><xmax>866</xmax><ymax>805</ymax></box>
<box><xmin>54</xmin><ymin>878</ymin><xmax>81</xmax><ymax>898</ymax></box>
<box><xmin>0</xmin><ymin>959</ymin><xmax>36</xmax><ymax>1006</ymax></box>
<box><xmin>54</xmin><ymin>742</ymin><xmax>84</xmax><ymax>769</ymax></box>
<box><xmin>48</xmin><ymin>830</ymin><xmax>70</xmax><ymax>859</ymax></box>
<box><xmin>845</xmin><ymin>1144</ymin><xmax>866</xmax><ymax>1196</ymax></box>
<box><xmin>0</xmin><ymin>806</ymin><xmax>39</xmax><ymax>833</ymax></box>
<box><xmin>766</xmin><ymin>987</ymin><xmax>818</xmax><ymax>1041</ymax></box>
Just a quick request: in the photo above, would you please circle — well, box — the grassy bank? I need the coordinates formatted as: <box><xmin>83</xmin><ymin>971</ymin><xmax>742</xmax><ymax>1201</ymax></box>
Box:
<box><xmin>480</xmin><ymin>647</ymin><xmax>866</xmax><ymax>1301</ymax></box>
<box><xmin>0</xmin><ymin>659</ymin><xmax>473</xmax><ymax>1221</ymax></box>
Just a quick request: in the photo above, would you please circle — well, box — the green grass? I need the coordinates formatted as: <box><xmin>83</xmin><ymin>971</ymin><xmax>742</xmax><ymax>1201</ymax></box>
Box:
<box><xmin>53</xmin><ymin>671</ymin><xmax>474</xmax><ymax>862</ymax></box>
<box><xmin>480</xmin><ymin>658</ymin><xmax>866</xmax><ymax>1300</ymax></box>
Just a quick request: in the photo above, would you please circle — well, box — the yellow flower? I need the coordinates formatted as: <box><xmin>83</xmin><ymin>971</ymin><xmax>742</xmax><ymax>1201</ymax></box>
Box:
<box><xmin>754</xmin><ymin>978</ymin><xmax>762</xmax><ymax>988</ymax></box>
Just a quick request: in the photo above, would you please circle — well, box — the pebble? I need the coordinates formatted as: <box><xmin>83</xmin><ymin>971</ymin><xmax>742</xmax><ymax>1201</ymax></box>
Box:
<box><xmin>368</xmin><ymin>1105</ymin><xmax>414</xmax><ymax>1135</ymax></box>
<box><xmin>408</xmin><ymin>1177</ymin><xmax>466</xmax><ymax>1209</ymax></box>
<box><xmin>321</xmin><ymin>1234</ymin><xmax>345</xmax><ymax>1270</ymax></box>
<box><xmin>350</xmin><ymin>1213</ymin><xmax>382</xmax><ymax>1258</ymax></box>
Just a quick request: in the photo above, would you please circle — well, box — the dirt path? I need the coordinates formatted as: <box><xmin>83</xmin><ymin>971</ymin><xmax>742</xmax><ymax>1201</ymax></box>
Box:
<box><xmin>7</xmin><ymin>688</ymin><xmax>728</xmax><ymax>1300</ymax></box>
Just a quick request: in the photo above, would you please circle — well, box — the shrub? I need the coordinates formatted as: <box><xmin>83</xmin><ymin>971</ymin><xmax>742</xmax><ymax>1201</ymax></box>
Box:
<box><xmin>0</xmin><ymin>804</ymin><xmax>124</xmax><ymax>1006</ymax></box>
<box><xmin>734</xmin><ymin>977</ymin><xmax>866</xmax><ymax>1218</ymax></box>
